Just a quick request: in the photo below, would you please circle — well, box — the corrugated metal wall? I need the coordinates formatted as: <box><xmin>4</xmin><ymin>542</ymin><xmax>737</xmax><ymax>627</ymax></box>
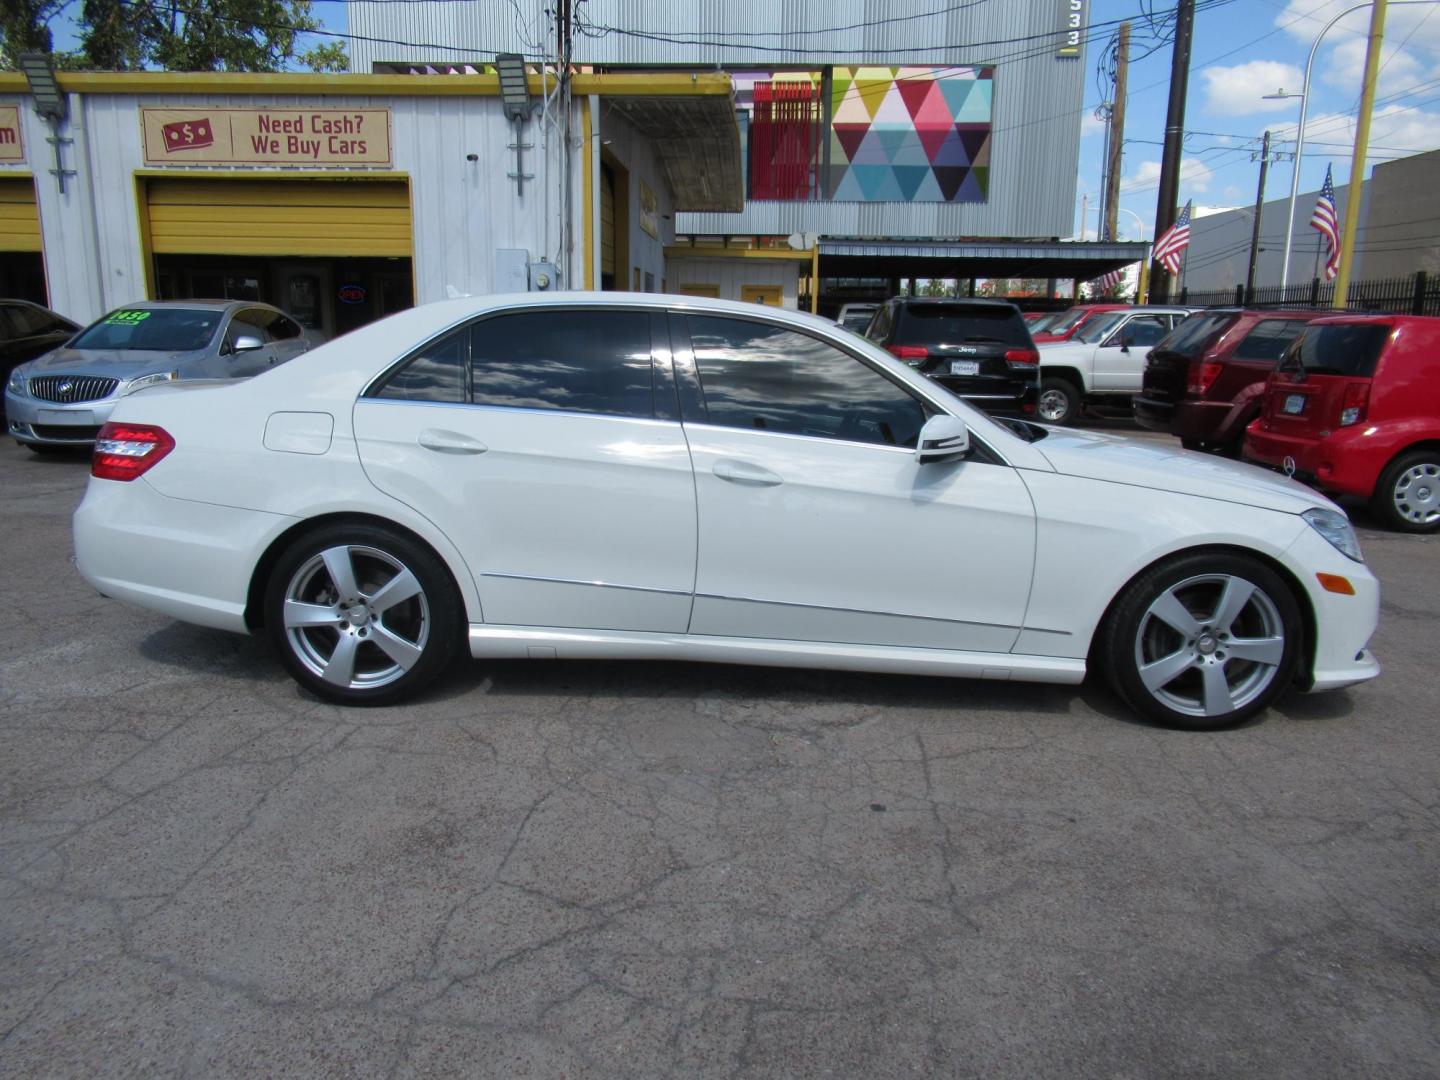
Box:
<box><xmin>347</xmin><ymin>0</ymin><xmax>1089</xmax><ymax>239</ymax></box>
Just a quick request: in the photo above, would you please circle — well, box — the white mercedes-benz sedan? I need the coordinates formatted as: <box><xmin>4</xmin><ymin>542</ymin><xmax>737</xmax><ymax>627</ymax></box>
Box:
<box><xmin>72</xmin><ymin>294</ymin><xmax>1380</xmax><ymax>730</ymax></box>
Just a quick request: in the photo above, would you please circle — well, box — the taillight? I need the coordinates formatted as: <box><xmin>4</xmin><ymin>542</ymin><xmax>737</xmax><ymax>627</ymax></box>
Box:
<box><xmin>887</xmin><ymin>345</ymin><xmax>928</xmax><ymax>366</ymax></box>
<box><xmin>92</xmin><ymin>422</ymin><xmax>175</xmax><ymax>481</ymax></box>
<box><xmin>1186</xmin><ymin>360</ymin><xmax>1224</xmax><ymax>397</ymax></box>
<box><xmin>1339</xmin><ymin>381</ymin><xmax>1370</xmax><ymax>427</ymax></box>
<box><xmin>1004</xmin><ymin>348</ymin><xmax>1040</xmax><ymax>367</ymax></box>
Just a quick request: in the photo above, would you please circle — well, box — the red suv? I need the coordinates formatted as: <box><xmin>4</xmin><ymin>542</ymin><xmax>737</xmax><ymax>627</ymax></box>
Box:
<box><xmin>1032</xmin><ymin>303</ymin><xmax>1129</xmax><ymax>344</ymax></box>
<box><xmin>1246</xmin><ymin>314</ymin><xmax>1440</xmax><ymax>532</ymax></box>
<box><xmin>1134</xmin><ymin>308</ymin><xmax>1321</xmax><ymax>455</ymax></box>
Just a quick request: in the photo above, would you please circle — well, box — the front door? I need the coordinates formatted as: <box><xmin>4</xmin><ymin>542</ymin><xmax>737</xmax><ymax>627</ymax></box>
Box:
<box><xmin>672</xmin><ymin>312</ymin><xmax>1036</xmax><ymax>652</ymax></box>
<box><xmin>1092</xmin><ymin>314</ymin><xmax>1170</xmax><ymax>391</ymax></box>
<box><xmin>352</xmin><ymin>307</ymin><xmax>697</xmax><ymax>632</ymax></box>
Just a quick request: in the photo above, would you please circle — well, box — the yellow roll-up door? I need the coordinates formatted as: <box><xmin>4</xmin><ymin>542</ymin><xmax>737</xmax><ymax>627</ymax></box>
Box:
<box><xmin>0</xmin><ymin>177</ymin><xmax>41</xmax><ymax>252</ymax></box>
<box><xmin>145</xmin><ymin>177</ymin><xmax>411</xmax><ymax>258</ymax></box>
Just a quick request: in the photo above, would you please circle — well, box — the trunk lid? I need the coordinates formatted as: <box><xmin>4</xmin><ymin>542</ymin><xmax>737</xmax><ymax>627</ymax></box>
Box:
<box><xmin>1258</xmin><ymin>321</ymin><xmax>1391</xmax><ymax>437</ymax></box>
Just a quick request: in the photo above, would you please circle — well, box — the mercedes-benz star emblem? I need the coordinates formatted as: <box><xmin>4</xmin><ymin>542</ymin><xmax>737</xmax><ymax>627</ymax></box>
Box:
<box><xmin>1282</xmin><ymin>455</ymin><xmax>1297</xmax><ymax>478</ymax></box>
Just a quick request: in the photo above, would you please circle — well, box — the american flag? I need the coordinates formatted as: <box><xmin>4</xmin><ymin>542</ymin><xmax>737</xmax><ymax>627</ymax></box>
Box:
<box><xmin>1094</xmin><ymin>266</ymin><xmax>1127</xmax><ymax>292</ymax></box>
<box><xmin>1311</xmin><ymin>164</ymin><xmax>1341</xmax><ymax>281</ymax></box>
<box><xmin>1152</xmin><ymin>200</ymin><xmax>1192</xmax><ymax>276</ymax></box>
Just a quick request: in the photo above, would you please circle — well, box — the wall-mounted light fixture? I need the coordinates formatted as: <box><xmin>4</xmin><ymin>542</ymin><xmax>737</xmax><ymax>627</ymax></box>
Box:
<box><xmin>495</xmin><ymin>53</ymin><xmax>534</xmax><ymax>195</ymax></box>
<box><xmin>18</xmin><ymin>52</ymin><xmax>67</xmax><ymax>123</ymax></box>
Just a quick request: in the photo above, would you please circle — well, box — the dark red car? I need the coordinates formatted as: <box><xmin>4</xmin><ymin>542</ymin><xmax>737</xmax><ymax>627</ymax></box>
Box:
<box><xmin>1133</xmin><ymin>308</ymin><xmax>1321</xmax><ymax>455</ymax></box>
<box><xmin>1246</xmin><ymin>314</ymin><xmax>1440</xmax><ymax>532</ymax></box>
<box><xmin>1031</xmin><ymin>303</ymin><xmax>1129</xmax><ymax>344</ymax></box>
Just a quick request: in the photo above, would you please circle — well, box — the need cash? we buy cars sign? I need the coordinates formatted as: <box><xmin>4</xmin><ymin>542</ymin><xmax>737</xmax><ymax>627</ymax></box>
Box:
<box><xmin>141</xmin><ymin>107</ymin><xmax>392</xmax><ymax>167</ymax></box>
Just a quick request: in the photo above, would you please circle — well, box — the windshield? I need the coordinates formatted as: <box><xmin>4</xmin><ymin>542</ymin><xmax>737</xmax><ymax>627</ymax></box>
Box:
<box><xmin>1073</xmin><ymin>312</ymin><xmax>1127</xmax><ymax>344</ymax></box>
<box><xmin>893</xmin><ymin>304</ymin><xmax>1031</xmax><ymax>347</ymax></box>
<box><xmin>1027</xmin><ymin>313</ymin><xmax>1060</xmax><ymax>334</ymax></box>
<box><xmin>70</xmin><ymin>308</ymin><xmax>222</xmax><ymax>353</ymax></box>
<box><xmin>1044</xmin><ymin>307</ymin><xmax>1093</xmax><ymax>335</ymax></box>
<box><xmin>1153</xmin><ymin>311</ymin><xmax>1236</xmax><ymax>360</ymax></box>
<box><xmin>1286</xmin><ymin>323</ymin><xmax>1391</xmax><ymax>377</ymax></box>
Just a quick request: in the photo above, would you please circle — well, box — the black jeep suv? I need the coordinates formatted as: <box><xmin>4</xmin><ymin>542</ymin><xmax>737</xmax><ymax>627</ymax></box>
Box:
<box><xmin>864</xmin><ymin>297</ymin><xmax>1039</xmax><ymax>416</ymax></box>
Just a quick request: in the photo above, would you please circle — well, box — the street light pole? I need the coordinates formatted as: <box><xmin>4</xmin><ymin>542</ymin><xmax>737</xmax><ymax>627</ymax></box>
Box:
<box><xmin>1275</xmin><ymin>0</ymin><xmax>1434</xmax><ymax>292</ymax></box>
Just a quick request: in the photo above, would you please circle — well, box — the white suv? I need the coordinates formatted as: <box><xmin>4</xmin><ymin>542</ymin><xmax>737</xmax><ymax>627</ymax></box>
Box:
<box><xmin>1036</xmin><ymin>307</ymin><xmax>1194</xmax><ymax>424</ymax></box>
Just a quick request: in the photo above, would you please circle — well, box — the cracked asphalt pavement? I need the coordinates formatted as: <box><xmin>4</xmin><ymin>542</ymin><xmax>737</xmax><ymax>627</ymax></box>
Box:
<box><xmin>2</xmin><ymin>435</ymin><xmax>1437</xmax><ymax>1078</ymax></box>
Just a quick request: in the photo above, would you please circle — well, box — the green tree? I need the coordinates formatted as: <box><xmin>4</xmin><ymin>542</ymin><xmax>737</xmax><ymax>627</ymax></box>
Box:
<box><xmin>3</xmin><ymin>0</ymin><xmax>347</xmax><ymax>71</ymax></box>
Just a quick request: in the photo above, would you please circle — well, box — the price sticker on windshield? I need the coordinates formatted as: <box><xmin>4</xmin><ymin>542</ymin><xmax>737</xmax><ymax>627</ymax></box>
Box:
<box><xmin>104</xmin><ymin>310</ymin><xmax>152</xmax><ymax>325</ymax></box>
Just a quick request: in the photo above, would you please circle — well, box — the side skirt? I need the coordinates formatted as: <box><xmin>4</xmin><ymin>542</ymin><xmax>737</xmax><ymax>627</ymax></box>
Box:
<box><xmin>467</xmin><ymin>625</ymin><xmax>1087</xmax><ymax>685</ymax></box>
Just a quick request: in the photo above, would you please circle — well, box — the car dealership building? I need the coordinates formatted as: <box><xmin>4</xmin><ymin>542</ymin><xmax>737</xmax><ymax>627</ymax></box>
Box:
<box><xmin>0</xmin><ymin>69</ymin><xmax>741</xmax><ymax>335</ymax></box>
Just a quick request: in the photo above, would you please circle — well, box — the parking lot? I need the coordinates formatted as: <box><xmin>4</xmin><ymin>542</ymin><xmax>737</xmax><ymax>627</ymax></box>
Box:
<box><xmin>1</xmin><ymin>431</ymin><xmax>1437</xmax><ymax>1078</ymax></box>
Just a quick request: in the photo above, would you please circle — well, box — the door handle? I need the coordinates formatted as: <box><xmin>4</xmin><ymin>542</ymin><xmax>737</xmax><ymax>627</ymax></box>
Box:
<box><xmin>418</xmin><ymin>429</ymin><xmax>488</xmax><ymax>455</ymax></box>
<box><xmin>713</xmin><ymin>459</ymin><xmax>782</xmax><ymax>487</ymax></box>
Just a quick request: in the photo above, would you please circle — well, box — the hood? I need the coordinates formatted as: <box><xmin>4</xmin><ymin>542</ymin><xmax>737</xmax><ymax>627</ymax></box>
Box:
<box><xmin>1037</xmin><ymin>341</ymin><xmax>1094</xmax><ymax>362</ymax></box>
<box><xmin>18</xmin><ymin>347</ymin><xmax>208</xmax><ymax>378</ymax></box>
<box><xmin>1034</xmin><ymin>427</ymin><xmax>1329</xmax><ymax>515</ymax></box>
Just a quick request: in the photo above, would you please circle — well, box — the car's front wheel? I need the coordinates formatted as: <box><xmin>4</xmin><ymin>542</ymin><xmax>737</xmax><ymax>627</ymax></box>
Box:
<box><xmin>264</xmin><ymin>523</ymin><xmax>462</xmax><ymax>705</ymax></box>
<box><xmin>1098</xmin><ymin>552</ymin><xmax>1302</xmax><ymax>730</ymax></box>
<box><xmin>1037</xmin><ymin>377</ymin><xmax>1079</xmax><ymax>425</ymax></box>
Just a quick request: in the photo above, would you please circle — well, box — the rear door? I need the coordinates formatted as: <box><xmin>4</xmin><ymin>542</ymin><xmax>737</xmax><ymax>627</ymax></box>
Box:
<box><xmin>353</xmin><ymin>306</ymin><xmax>697</xmax><ymax>632</ymax></box>
<box><xmin>1261</xmin><ymin>321</ymin><xmax>1392</xmax><ymax>434</ymax></box>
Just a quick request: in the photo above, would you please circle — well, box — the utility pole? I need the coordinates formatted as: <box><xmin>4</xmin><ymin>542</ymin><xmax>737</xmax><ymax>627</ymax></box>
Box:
<box><xmin>1080</xmin><ymin>192</ymin><xmax>1088</xmax><ymax>241</ymax></box>
<box><xmin>1245</xmin><ymin>130</ymin><xmax>1272</xmax><ymax>301</ymax></box>
<box><xmin>1151</xmin><ymin>0</ymin><xmax>1196</xmax><ymax>302</ymax></box>
<box><xmin>1104</xmin><ymin>22</ymin><xmax>1130</xmax><ymax>244</ymax></box>
<box><xmin>1334</xmin><ymin>0</ymin><xmax>1388</xmax><ymax>307</ymax></box>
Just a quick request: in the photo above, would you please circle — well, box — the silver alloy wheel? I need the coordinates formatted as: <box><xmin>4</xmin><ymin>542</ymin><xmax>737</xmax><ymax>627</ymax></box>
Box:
<box><xmin>1133</xmin><ymin>573</ymin><xmax>1285</xmax><ymax>719</ymax></box>
<box><xmin>282</xmin><ymin>544</ymin><xmax>430</xmax><ymax>690</ymax></box>
<box><xmin>1391</xmin><ymin>461</ymin><xmax>1440</xmax><ymax>525</ymax></box>
<box><xmin>1037</xmin><ymin>387</ymin><xmax>1071</xmax><ymax>422</ymax></box>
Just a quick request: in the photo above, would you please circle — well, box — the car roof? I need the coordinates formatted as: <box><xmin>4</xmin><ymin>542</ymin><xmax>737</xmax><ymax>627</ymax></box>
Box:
<box><xmin>892</xmin><ymin>297</ymin><xmax>1018</xmax><ymax>308</ymax></box>
<box><xmin>106</xmin><ymin>300</ymin><xmax>276</xmax><ymax>314</ymax></box>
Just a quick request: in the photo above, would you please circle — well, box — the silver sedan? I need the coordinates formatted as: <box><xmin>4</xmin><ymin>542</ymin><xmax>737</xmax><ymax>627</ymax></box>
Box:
<box><xmin>5</xmin><ymin>300</ymin><xmax>309</xmax><ymax>451</ymax></box>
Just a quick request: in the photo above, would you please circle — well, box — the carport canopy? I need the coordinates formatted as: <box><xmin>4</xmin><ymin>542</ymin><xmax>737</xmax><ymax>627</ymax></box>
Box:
<box><xmin>819</xmin><ymin>238</ymin><xmax>1150</xmax><ymax>282</ymax></box>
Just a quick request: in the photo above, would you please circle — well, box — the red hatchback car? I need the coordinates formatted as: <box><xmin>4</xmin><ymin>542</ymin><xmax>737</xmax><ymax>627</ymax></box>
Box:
<box><xmin>1246</xmin><ymin>314</ymin><xmax>1440</xmax><ymax>532</ymax></box>
<box><xmin>1031</xmin><ymin>303</ymin><xmax>1129</xmax><ymax>344</ymax></box>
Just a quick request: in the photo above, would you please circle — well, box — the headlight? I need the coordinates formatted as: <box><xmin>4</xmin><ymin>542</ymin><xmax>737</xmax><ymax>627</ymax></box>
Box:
<box><xmin>1302</xmin><ymin>507</ymin><xmax>1363</xmax><ymax>563</ymax></box>
<box><xmin>123</xmin><ymin>371</ymin><xmax>177</xmax><ymax>395</ymax></box>
<box><xmin>5</xmin><ymin>370</ymin><xmax>25</xmax><ymax>396</ymax></box>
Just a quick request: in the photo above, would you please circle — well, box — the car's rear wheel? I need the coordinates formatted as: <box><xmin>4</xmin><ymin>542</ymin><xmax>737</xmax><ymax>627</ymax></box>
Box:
<box><xmin>1037</xmin><ymin>377</ymin><xmax>1079</xmax><ymax>425</ymax></box>
<box><xmin>1098</xmin><ymin>552</ymin><xmax>1302</xmax><ymax>730</ymax></box>
<box><xmin>1372</xmin><ymin>451</ymin><xmax>1440</xmax><ymax>533</ymax></box>
<box><xmin>264</xmin><ymin>523</ymin><xmax>462</xmax><ymax>705</ymax></box>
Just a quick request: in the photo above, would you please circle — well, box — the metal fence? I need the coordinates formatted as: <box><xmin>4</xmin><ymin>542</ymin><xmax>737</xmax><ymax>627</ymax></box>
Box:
<box><xmin>1175</xmin><ymin>271</ymin><xmax>1440</xmax><ymax>316</ymax></box>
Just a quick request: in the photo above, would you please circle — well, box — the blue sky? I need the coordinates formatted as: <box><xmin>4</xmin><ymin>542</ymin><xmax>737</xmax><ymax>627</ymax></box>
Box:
<box><xmin>1080</xmin><ymin>0</ymin><xmax>1440</xmax><ymax>241</ymax></box>
<box><xmin>48</xmin><ymin>0</ymin><xmax>1439</xmax><ymax>245</ymax></box>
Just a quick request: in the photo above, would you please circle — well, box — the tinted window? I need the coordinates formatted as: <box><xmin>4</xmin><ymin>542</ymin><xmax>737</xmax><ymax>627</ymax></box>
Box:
<box><xmin>1154</xmin><ymin>312</ymin><xmax>1237</xmax><ymax>360</ymax></box>
<box><xmin>840</xmin><ymin>312</ymin><xmax>874</xmax><ymax>332</ymax></box>
<box><xmin>1289</xmin><ymin>323</ymin><xmax>1391</xmax><ymax>377</ymax></box>
<box><xmin>373</xmin><ymin>329</ymin><xmax>468</xmax><ymax>403</ymax></box>
<box><xmin>228</xmin><ymin>309</ymin><xmax>270</xmax><ymax>348</ymax></box>
<box><xmin>1234</xmin><ymin>318</ymin><xmax>1309</xmax><ymax>361</ymax></box>
<box><xmin>1117</xmin><ymin>317</ymin><xmax>1168</xmax><ymax>348</ymax></box>
<box><xmin>864</xmin><ymin>302</ymin><xmax>896</xmax><ymax>344</ymax></box>
<box><xmin>688</xmin><ymin>315</ymin><xmax>928</xmax><ymax>448</ymax></box>
<box><xmin>7</xmin><ymin>304</ymin><xmax>64</xmax><ymax>336</ymax></box>
<box><xmin>271</xmin><ymin>316</ymin><xmax>304</xmax><ymax>341</ymax></box>
<box><xmin>471</xmin><ymin>310</ymin><xmax>654</xmax><ymax>418</ymax></box>
<box><xmin>893</xmin><ymin>304</ymin><xmax>1030</xmax><ymax>348</ymax></box>
<box><xmin>70</xmin><ymin>308</ymin><xmax>222</xmax><ymax>352</ymax></box>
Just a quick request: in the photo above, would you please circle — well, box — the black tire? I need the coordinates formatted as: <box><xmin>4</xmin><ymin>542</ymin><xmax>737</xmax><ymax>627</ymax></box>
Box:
<box><xmin>263</xmin><ymin>522</ymin><xmax>463</xmax><ymax>705</ymax></box>
<box><xmin>1097</xmin><ymin>551</ymin><xmax>1303</xmax><ymax>731</ymax></box>
<box><xmin>1037</xmin><ymin>377</ymin><xmax>1079</xmax><ymax>425</ymax></box>
<box><xmin>1370</xmin><ymin>450</ymin><xmax>1440</xmax><ymax>533</ymax></box>
<box><xmin>1180</xmin><ymin>437</ymin><xmax>1209</xmax><ymax>452</ymax></box>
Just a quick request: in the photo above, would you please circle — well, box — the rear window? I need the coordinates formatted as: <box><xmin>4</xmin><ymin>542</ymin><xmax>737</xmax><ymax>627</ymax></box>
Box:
<box><xmin>1233</xmin><ymin>318</ymin><xmax>1310</xmax><ymax>361</ymax></box>
<box><xmin>840</xmin><ymin>312</ymin><xmax>874</xmax><ymax>331</ymax></box>
<box><xmin>1288</xmin><ymin>323</ymin><xmax>1392</xmax><ymax>377</ymax></box>
<box><xmin>1154</xmin><ymin>312</ymin><xmax>1237</xmax><ymax>360</ymax></box>
<box><xmin>891</xmin><ymin>304</ymin><xmax>1030</xmax><ymax>348</ymax></box>
<box><xmin>70</xmin><ymin>308</ymin><xmax>222</xmax><ymax>353</ymax></box>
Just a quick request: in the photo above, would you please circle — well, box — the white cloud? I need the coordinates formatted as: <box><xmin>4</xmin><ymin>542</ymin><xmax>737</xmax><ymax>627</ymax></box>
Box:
<box><xmin>1080</xmin><ymin>112</ymin><xmax>1106</xmax><ymax>138</ymax></box>
<box><xmin>1324</xmin><ymin>37</ymin><xmax>1428</xmax><ymax>98</ymax></box>
<box><xmin>1124</xmin><ymin>156</ymin><xmax>1215</xmax><ymax>196</ymax></box>
<box><xmin>1224</xmin><ymin>184</ymin><xmax>1244</xmax><ymax>200</ymax></box>
<box><xmin>1201</xmin><ymin>60</ymin><xmax>1306</xmax><ymax>114</ymax></box>
<box><xmin>1270</xmin><ymin>104</ymin><xmax>1440</xmax><ymax>157</ymax></box>
<box><xmin>1272</xmin><ymin>2</ymin><xmax>1440</xmax><ymax>101</ymax></box>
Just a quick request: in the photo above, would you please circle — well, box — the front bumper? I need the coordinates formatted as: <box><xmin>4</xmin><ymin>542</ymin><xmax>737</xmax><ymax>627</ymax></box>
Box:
<box><xmin>1282</xmin><ymin>522</ymin><xmax>1381</xmax><ymax>692</ymax></box>
<box><xmin>6</xmin><ymin>390</ymin><xmax>119</xmax><ymax>446</ymax></box>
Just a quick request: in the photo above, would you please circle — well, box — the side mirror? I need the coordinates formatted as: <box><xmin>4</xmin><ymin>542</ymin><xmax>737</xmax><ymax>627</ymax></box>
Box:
<box><xmin>233</xmin><ymin>334</ymin><xmax>264</xmax><ymax>352</ymax></box>
<box><xmin>916</xmin><ymin>414</ymin><xmax>970</xmax><ymax>465</ymax></box>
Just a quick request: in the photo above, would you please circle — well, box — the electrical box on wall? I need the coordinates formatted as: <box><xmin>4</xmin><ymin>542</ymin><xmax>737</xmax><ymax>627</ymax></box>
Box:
<box><xmin>528</xmin><ymin>262</ymin><xmax>558</xmax><ymax>291</ymax></box>
<box><xmin>494</xmin><ymin>249</ymin><xmax>529</xmax><ymax>294</ymax></box>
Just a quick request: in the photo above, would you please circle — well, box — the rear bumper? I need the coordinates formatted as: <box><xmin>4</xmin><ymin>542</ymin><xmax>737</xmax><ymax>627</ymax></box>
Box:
<box><xmin>1243</xmin><ymin>424</ymin><xmax>1380</xmax><ymax>499</ymax></box>
<box><xmin>926</xmin><ymin>374</ymin><xmax>1038</xmax><ymax>415</ymax></box>
<box><xmin>1134</xmin><ymin>395</ymin><xmax>1232</xmax><ymax>440</ymax></box>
